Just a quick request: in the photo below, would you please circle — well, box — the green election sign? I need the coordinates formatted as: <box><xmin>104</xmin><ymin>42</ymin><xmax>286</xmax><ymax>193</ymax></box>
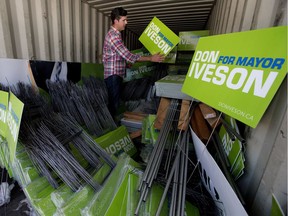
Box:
<box><xmin>182</xmin><ymin>26</ymin><xmax>287</xmax><ymax>128</ymax></box>
<box><xmin>178</xmin><ymin>30</ymin><xmax>209</xmax><ymax>51</ymax></box>
<box><xmin>163</xmin><ymin>46</ymin><xmax>177</xmax><ymax>64</ymax></box>
<box><xmin>95</xmin><ymin>125</ymin><xmax>137</xmax><ymax>157</ymax></box>
<box><xmin>6</xmin><ymin>92</ymin><xmax>24</xmax><ymax>162</ymax></box>
<box><xmin>0</xmin><ymin>91</ymin><xmax>9</xmax><ymax>139</ymax></box>
<box><xmin>124</xmin><ymin>48</ymin><xmax>156</xmax><ymax>82</ymax></box>
<box><xmin>139</xmin><ymin>17</ymin><xmax>180</xmax><ymax>56</ymax></box>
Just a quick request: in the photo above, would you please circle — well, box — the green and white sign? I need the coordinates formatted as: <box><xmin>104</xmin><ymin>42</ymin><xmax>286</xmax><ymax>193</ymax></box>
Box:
<box><xmin>0</xmin><ymin>91</ymin><xmax>9</xmax><ymax>139</ymax></box>
<box><xmin>6</xmin><ymin>92</ymin><xmax>24</xmax><ymax>162</ymax></box>
<box><xmin>95</xmin><ymin>126</ymin><xmax>137</xmax><ymax>157</ymax></box>
<box><xmin>124</xmin><ymin>48</ymin><xmax>156</xmax><ymax>82</ymax></box>
<box><xmin>178</xmin><ymin>30</ymin><xmax>209</xmax><ymax>51</ymax></box>
<box><xmin>219</xmin><ymin>115</ymin><xmax>245</xmax><ymax>180</ymax></box>
<box><xmin>182</xmin><ymin>26</ymin><xmax>287</xmax><ymax>128</ymax></box>
<box><xmin>139</xmin><ymin>17</ymin><xmax>180</xmax><ymax>56</ymax></box>
<box><xmin>163</xmin><ymin>46</ymin><xmax>177</xmax><ymax>64</ymax></box>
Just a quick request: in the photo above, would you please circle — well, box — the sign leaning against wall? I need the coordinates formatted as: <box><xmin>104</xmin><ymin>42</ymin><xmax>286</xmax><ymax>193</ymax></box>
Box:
<box><xmin>182</xmin><ymin>26</ymin><xmax>287</xmax><ymax>128</ymax></box>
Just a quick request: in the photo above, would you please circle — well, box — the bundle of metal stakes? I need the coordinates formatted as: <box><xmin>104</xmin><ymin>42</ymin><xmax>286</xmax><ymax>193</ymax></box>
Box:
<box><xmin>135</xmin><ymin>99</ymin><xmax>194</xmax><ymax>215</ymax></box>
<box><xmin>21</xmin><ymin>113</ymin><xmax>116</xmax><ymax>192</ymax></box>
<box><xmin>135</xmin><ymin>98</ymin><xmax>215</xmax><ymax>216</ymax></box>
<box><xmin>12</xmin><ymin>82</ymin><xmax>52</xmax><ymax>122</ymax></box>
<box><xmin>82</xmin><ymin>76</ymin><xmax>109</xmax><ymax>105</ymax></box>
<box><xmin>14</xmin><ymin>83</ymin><xmax>116</xmax><ymax>192</ymax></box>
<box><xmin>0</xmin><ymin>83</ymin><xmax>9</xmax><ymax>92</ymax></box>
<box><xmin>46</xmin><ymin>79</ymin><xmax>116</xmax><ymax>137</ymax></box>
<box><xmin>165</xmin><ymin>130</ymin><xmax>190</xmax><ymax>215</ymax></box>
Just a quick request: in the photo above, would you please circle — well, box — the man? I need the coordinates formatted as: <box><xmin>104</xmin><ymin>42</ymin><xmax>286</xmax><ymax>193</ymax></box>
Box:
<box><xmin>103</xmin><ymin>7</ymin><xmax>164</xmax><ymax>119</ymax></box>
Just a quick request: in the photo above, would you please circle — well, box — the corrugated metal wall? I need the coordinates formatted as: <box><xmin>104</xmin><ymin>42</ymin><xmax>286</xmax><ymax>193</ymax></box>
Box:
<box><xmin>0</xmin><ymin>0</ymin><xmax>137</xmax><ymax>63</ymax></box>
<box><xmin>207</xmin><ymin>0</ymin><xmax>287</xmax><ymax>215</ymax></box>
<box><xmin>208</xmin><ymin>0</ymin><xmax>287</xmax><ymax>34</ymax></box>
<box><xmin>0</xmin><ymin>0</ymin><xmax>140</xmax><ymax>63</ymax></box>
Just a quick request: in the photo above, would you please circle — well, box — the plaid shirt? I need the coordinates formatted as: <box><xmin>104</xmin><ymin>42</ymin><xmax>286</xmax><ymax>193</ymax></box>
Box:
<box><xmin>102</xmin><ymin>27</ymin><xmax>141</xmax><ymax>79</ymax></box>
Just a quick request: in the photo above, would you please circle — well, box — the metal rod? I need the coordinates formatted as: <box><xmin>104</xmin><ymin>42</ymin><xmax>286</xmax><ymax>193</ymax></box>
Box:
<box><xmin>155</xmin><ymin>139</ymin><xmax>182</xmax><ymax>216</ymax></box>
<box><xmin>180</xmin><ymin>136</ymin><xmax>189</xmax><ymax>216</ymax></box>
<box><xmin>176</xmin><ymin>136</ymin><xmax>185</xmax><ymax>216</ymax></box>
<box><xmin>169</xmin><ymin>157</ymin><xmax>178</xmax><ymax>216</ymax></box>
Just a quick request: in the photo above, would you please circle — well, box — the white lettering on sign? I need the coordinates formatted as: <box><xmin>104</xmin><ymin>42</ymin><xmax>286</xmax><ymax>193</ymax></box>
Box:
<box><xmin>0</xmin><ymin>105</ymin><xmax>6</xmax><ymax>123</ymax></box>
<box><xmin>180</xmin><ymin>35</ymin><xmax>200</xmax><ymax>44</ymax></box>
<box><xmin>222</xmin><ymin>132</ymin><xmax>233</xmax><ymax>156</ymax></box>
<box><xmin>188</xmin><ymin>62</ymin><xmax>278</xmax><ymax>98</ymax></box>
<box><xmin>218</xmin><ymin>102</ymin><xmax>254</xmax><ymax>121</ymax></box>
<box><xmin>7</xmin><ymin>102</ymin><xmax>18</xmax><ymax>143</ymax></box>
<box><xmin>149</xmin><ymin>22</ymin><xmax>160</xmax><ymax>33</ymax></box>
<box><xmin>144</xmin><ymin>21</ymin><xmax>173</xmax><ymax>54</ymax></box>
<box><xmin>194</xmin><ymin>51</ymin><xmax>220</xmax><ymax>63</ymax></box>
<box><xmin>105</xmin><ymin>135</ymin><xmax>134</xmax><ymax>155</ymax></box>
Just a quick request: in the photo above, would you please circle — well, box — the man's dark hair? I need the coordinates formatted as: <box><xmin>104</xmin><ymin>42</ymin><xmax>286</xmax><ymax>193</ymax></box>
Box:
<box><xmin>111</xmin><ymin>7</ymin><xmax>127</xmax><ymax>24</ymax></box>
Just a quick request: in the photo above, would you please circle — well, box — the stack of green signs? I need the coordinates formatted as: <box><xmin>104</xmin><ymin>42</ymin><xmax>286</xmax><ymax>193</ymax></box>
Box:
<box><xmin>95</xmin><ymin>125</ymin><xmax>137</xmax><ymax>158</ymax></box>
<box><xmin>155</xmin><ymin>75</ymin><xmax>194</xmax><ymax>100</ymax></box>
<box><xmin>148</xmin><ymin>114</ymin><xmax>159</xmax><ymax>144</ymax></box>
<box><xmin>82</xmin><ymin>154</ymin><xmax>199</xmax><ymax>216</ymax></box>
<box><xmin>23</xmin><ymin>176</ymin><xmax>57</xmax><ymax>215</ymax></box>
<box><xmin>219</xmin><ymin>115</ymin><xmax>245</xmax><ymax>180</ymax></box>
<box><xmin>141</xmin><ymin>117</ymin><xmax>150</xmax><ymax>144</ymax></box>
<box><xmin>163</xmin><ymin>46</ymin><xmax>177</xmax><ymax>64</ymax></box>
<box><xmin>124</xmin><ymin>48</ymin><xmax>157</xmax><ymax>82</ymax></box>
<box><xmin>176</xmin><ymin>52</ymin><xmax>194</xmax><ymax>64</ymax></box>
<box><xmin>0</xmin><ymin>137</ymin><xmax>10</xmax><ymax>175</ymax></box>
<box><xmin>178</xmin><ymin>30</ymin><xmax>210</xmax><ymax>51</ymax></box>
<box><xmin>0</xmin><ymin>91</ymin><xmax>9</xmax><ymax>173</ymax></box>
<box><xmin>141</xmin><ymin>115</ymin><xmax>159</xmax><ymax>145</ymax></box>
<box><xmin>19</xmin><ymin>153</ymin><xmax>199</xmax><ymax>216</ymax></box>
<box><xmin>0</xmin><ymin>90</ymin><xmax>24</xmax><ymax>178</ymax></box>
<box><xmin>53</xmin><ymin>164</ymin><xmax>112</xmax><ymax>215</ymax></box>
<box><xmin>12</xmin><ymin>143</ymin><xmax>39</xmax><ymax>187</ymax></box>
<box><xmin>166</xmin><ymin>64</ymin><xmax>190</xmax><ymax>75</ymax></box>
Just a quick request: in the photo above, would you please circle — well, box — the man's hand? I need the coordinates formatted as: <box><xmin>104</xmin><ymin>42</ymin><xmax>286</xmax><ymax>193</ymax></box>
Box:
<box><xmin>150</xmin><ymin>53</ymin><xmax>165</xmax><ymax>63</ymax></box>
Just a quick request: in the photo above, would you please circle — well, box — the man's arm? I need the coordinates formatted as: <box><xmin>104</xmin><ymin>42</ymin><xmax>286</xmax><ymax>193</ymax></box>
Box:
<box><xmin>109</xmin><ymin>31</ymin><xmax>165</xmax><ymax>64</ymax></box>
<box><xmin>137</xmin><ymin>53</ymin><xmax>165</xmax><ymax>63</ymax></box>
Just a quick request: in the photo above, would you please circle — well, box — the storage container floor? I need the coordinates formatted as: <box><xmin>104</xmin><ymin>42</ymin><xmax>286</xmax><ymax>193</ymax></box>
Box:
<box><xmin>0</xmin><ymin>181</ymin><xmax>30</xmax><ymax>216</ymax></box>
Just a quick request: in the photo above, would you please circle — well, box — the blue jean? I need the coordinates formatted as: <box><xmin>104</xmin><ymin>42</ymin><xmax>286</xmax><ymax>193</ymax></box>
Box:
<box><xmin>105</xmin><ymin>75</ymin><xmax>123</xmax><ymax>118</ymax></box>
